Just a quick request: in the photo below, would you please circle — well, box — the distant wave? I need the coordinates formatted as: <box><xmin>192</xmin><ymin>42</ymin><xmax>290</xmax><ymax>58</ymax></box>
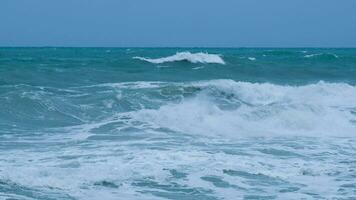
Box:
<box><xmin>304</xmin><ymin>53</ymin><xmax>339</xmax><ymax>58</ymax></box>
<box><xmin>133</xmin><ymin>52</ymin><xmax>225</xmax><ymax>64</ymax></box>
<box><xmin>304</xmin><ymin>53</ymin><xmax>323</xmax><ymax>58</ymax></box>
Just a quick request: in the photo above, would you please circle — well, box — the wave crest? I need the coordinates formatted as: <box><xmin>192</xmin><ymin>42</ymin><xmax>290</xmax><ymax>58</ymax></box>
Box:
<box><xmin>125</xmin><ymin>80</ymin><xmax>356</xmax><ymax>137</ymax></box>
<box><xmin>133</xmin><ymin>52</ymin><xmax>225</xmax><ymax>64</ymax></box>
<box><xmin>17</xmin><ymin>80</ymin><xmax>355</xmax><ymax>138</ymax></box>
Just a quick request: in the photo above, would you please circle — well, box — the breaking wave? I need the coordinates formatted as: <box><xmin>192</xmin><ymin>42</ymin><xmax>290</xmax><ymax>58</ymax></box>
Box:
<box><xmin>133</xmin><ymin>52</ymin><xmax>225</xmax><ymax>64</ymax></box>
<box><xmin>96</xmin><ymin>80</ymin><xmax>356</xmax><ymax>138</ymax></box>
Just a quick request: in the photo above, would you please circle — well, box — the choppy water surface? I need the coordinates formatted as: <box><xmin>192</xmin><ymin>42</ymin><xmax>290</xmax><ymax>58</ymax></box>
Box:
<box><xmin>0</xmin><ymin>48</ymin><xmax>356</xmax><ymax>200</ymax></box>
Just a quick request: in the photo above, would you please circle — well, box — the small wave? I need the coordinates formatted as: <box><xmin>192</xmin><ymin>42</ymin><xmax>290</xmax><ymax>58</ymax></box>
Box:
<box><xmin>192</xmin><ymin>66</ymin><xmax>205</xmax><ymax>70</ymax></box>
<box><xmin>75</xmin><ymin>81</ymin><xmax>165</xmax><ymax>90</ymax></box>
<box><xmin>156</xmin><ymin>65</ymin><xmax>170</xmax><ymax>68</ymax></box>
<box><xmin>133</xmin><ymin>52</ymin><xmax>225</xmax><ymax>64</ymax></box>
<box><xmin>304</xmin><ymin>53</ymin><xmax>323</xmax><ymax>58</ymax></box>
<box><xmin>304</xmin><ymin>53</ymin><xmax>339</xmax><ymax>58</ymax></box>
<box><xmin>248</xmin><ymin>57</ymin><xmax>256</xmax><ymax>61</ymax></box>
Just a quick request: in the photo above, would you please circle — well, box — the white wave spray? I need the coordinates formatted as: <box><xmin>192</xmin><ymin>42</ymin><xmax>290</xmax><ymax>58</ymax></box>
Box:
<box><xmin>133</xmin><ymin>52</ymin><xmax>225</xmax><ymax>64</ymax></box>
<box><xmin>120</xmin><ymin>80</ymin><xmax>356</xmax><ymax>137</ymax></box>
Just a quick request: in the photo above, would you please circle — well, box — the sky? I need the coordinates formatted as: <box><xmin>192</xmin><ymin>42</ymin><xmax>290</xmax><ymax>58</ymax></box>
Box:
<box><xmin>1</xmin><ymin>0</ymin><xmax>356</xmax><ymax>47</ymax></box>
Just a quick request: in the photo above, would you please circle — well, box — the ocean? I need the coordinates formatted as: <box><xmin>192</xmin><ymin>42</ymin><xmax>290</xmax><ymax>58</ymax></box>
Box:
<box><xmin>0</xmin><ymin>48</ymin><xmax>355</xmax><ymax>200</ymax></box>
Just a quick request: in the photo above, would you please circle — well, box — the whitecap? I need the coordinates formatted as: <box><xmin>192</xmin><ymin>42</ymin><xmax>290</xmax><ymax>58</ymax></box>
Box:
<box><xmin>304</xmin><ymin>53</ymin><xmax>338</xmax><ymax>58</ymax></box>
<box><xmin>133</xmin><ymin>52</ymin><xmax>225</xmax><ymax>64</ymax></box>
<box><xmin>192</xmin><ymin>66</ymin><xmax>205</xmax><ymax>70</ymax></box>
<box><xmin>304</xmin><ymin>53</ymin><xmax>323</xmax><ymax>58</ymax></box>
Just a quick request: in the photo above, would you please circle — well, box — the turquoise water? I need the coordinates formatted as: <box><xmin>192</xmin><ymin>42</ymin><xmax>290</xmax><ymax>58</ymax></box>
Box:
<box><xmin>0</xmin><ymin>48</ymin><xmax>356</xmax><ymax>199</ymax></box>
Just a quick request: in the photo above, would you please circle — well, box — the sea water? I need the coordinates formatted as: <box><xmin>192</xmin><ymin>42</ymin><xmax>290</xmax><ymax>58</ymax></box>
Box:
<box><xmin>0</xmin><ymin>48</ymin><xmax>356</xmax><ymax>199</ymax></box>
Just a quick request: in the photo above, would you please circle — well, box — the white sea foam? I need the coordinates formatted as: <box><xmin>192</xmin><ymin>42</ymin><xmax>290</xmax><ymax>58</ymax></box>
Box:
<box><xmin>248</xmin><ymin>57</ymin><xmax>256</xmax><ymax>61</ymax></box>
<box><xmin>133</xmin><ymin>52</ymin><xmax>225</xmax><ymax>64</ymax></box>
<box><xmin>2</xmin><ymin>80</ymin><xmax>356</xmax><ymax>200</ymax></box>
<box><xmin>125</xmin><ymin>80</ymin><xmax>356</xmax><ymax>137</ymax></box>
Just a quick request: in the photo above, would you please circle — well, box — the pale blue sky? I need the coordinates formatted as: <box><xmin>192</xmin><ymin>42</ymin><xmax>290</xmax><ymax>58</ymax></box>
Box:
<box><xmin>1</xmin><ymin>0</ymin><xmax>355</xmax><ymax>47</ymax></box>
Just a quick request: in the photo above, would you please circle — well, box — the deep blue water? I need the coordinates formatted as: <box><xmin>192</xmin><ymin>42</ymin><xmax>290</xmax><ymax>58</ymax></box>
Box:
<box><xmin>0</xmin><ymin>48</ymin><xmax>356</xmax><ymax>200</ymax></box>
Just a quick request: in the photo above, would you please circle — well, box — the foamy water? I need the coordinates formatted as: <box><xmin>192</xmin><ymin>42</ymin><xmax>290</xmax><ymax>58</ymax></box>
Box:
<box><xmin>1</xmin><ymin>48</ymin><xmax>356</xmax><ymax>199</ymax></box>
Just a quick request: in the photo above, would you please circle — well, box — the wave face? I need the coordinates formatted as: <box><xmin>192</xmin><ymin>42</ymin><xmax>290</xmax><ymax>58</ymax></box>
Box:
<box><xmin>1</xmin><ymin>48</ymin><xmax>356</xmax><ymax>200</ymax></box>
<box><xmin>133</xmin><ymin>51</ymin><xmax>225</xmax><ymax>64</ymax></box>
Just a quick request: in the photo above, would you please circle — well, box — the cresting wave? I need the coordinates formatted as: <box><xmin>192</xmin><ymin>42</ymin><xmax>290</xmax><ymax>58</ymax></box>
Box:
<box><xmin>133</xmin><ymin>52</ymin><xmax>225</xmax><ymax>64</ymax></box>
<box><xmin>2</xmin><ymin>80</ymin><xmax>356</xmax><ymax>138</ymax></box>
<box><xmin>73</xmin><ymin>80</ymin><xmax>356</xmax><ymax>138</ymax></box>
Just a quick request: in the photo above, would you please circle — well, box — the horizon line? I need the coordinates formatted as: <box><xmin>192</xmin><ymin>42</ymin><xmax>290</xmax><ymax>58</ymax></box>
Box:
<box><xmin>1</xmin><ymin>46</ymin><xmax>356</xmax><ymax>49</ymax></box>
